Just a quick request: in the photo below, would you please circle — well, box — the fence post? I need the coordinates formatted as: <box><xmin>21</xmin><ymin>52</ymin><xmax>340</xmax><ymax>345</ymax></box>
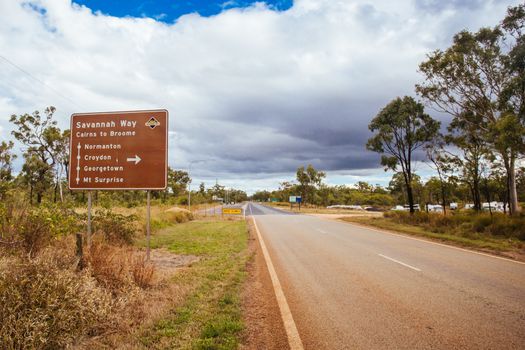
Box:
<box><xmin>76</xmin><ymin>233</ymin><xmax>84</xmax><ymax>270</ymax></box>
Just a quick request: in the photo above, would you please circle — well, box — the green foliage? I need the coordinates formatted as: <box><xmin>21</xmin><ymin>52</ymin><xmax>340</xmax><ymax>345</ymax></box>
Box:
<box><xmin>168</xmin><ymin>168</ymin><xmax>190</xmax><ymax>197</ymax></box>
<box><xmin>417</xmin><ymin>5</ymin><xmax>525</xmax><ymax>214</ymax></box>
<box><xmin>296</xmin><ymin>164</ymin><xmax>326</xmax><ymax>204</ymax></box>
<box><xmin>367</xmin><ymin>96</ymin><xmax>440</xmax><ymax>213</ymax></box>
<box><xmin>383</xmin><ymin>210</ymin><xmax>525</xmax><ymax>240</ymax></box>
<box><xmin>0</xmin><ymin>200</ymin><xmax>80</xmax><ymax>258</ymax></box>
<box><xmin>0</xmin><ymin>141</ymin><xmax>16</xmax><ymax>199</ymax></box>
<box><xmin>92</xmin><ymin>209</ymin><xmax>137</xmax><ymax>245</ymax></box>
<box><xmin>9</xmin><ymin>107</ymin><xmax>69</xmax><ymax>204</ymax></box>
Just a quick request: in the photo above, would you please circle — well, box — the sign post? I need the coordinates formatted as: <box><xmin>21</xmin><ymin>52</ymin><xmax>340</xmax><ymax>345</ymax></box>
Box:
<box><xmin>68</xmin><ymin>109</ymin><xmax>168</xmax><ymax>259</ymax></box>
<box><xmin>289</xmin><ymin>195</ymin><xmax>302</xmax><ymax>210</ymax></box>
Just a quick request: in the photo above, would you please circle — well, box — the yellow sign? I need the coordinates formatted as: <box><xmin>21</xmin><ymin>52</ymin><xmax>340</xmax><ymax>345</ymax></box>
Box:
<box><xmin>222</xmin><ymin>208</ymin><xmax>242</xmax><ymax>215</ymax></box>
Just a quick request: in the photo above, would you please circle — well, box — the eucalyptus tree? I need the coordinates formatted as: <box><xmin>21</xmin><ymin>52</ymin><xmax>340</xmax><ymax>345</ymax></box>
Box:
<box><xmin>9</xmin><ymin>107</ymin><xmax>66</xmax><ymax>203</ymax></box>
<box><xmin>0</xmin><ymin>141</ymin><xmax>16</xmax><ymax>199</ymax></box>
<box><xmin>296</xmin><ymin>164</ymin><xmax>326</xmax><ymax>205</ymax></box>
<box><xmin>417</xmin><ymin>4</ymin><xmax>524</xmax><ymax>214</ymax></box>
<box><xmin>367</xmin><ymin>96</ymin><xmax>440</xmax><ymax>213</ymax></box>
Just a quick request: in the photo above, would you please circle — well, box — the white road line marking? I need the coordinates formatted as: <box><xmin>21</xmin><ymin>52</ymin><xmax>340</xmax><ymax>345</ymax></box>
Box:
<box><xmin>316</xmin><ymin>228</ymin><xmax>328</xmax><ymax>234</ymax></box>
<box><xmin>378</xmin><ymin>254</ymin><xmax>421</xmax><ymax>272</ymax></box>
<box><xmin>252</xmin><ymin>217</ymin><xmax>304</xmax><ymax>350</ymax></box>
<box><xmin>335</xmin><ymin>220</ymin><xmax>525</xmax><ymax>266</ymax></box>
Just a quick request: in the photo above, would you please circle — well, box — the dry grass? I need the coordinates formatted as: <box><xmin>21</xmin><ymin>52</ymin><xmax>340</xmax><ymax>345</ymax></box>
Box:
<box><xmin>131</xmin><ymin>253</ymin><xmax>156</xmax><ymax>289</ymax></box>
<box><xmin>0</xmin><ymin>253</ymin><xmax>114</xmax><ymax>349</ymax></box>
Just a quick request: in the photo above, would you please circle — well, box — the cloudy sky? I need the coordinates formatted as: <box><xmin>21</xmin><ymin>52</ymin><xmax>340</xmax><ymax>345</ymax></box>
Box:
<box><xmin>0</xmin><ymin>0</ymin><xmax>518</xmax><ymax>193</ymax></box>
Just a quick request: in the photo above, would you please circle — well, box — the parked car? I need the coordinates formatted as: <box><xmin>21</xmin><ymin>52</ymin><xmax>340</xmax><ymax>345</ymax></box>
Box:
<box><xmin>450</xmin><ymin>202</ymin><xmax>458</xmax><ymax>210</ymax></box>
<box><xmin>427</xmin><ymin>204</ymin><xmax>443</xmax><ymax>213</ymax></box>
<box><xmin>403</xmin><ymin>204</ymin><xmax>420</xmax><ymax>211</ymax></box>
<box><xmin>391</xmin><ymin>205</ymin><xmax>406</xmax><ymax>211</ymax></box>
<box><xmin>482</xmin><ymin>202</ymin><xmax>504</xmax><ymax>212</ymax></box>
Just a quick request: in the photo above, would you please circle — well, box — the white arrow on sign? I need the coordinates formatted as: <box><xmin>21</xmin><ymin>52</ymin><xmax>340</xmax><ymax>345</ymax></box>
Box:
<box><xmin>126</xmin><ymin>155</ymin><xmax>142</xmax><ymax>165</ymax></box>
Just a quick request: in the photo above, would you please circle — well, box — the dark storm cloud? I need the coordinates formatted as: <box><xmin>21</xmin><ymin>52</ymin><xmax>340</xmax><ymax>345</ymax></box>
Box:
<box><xmin>0</xmin><ymin>0</ymin><xmax>518</xmax><ymax>192</ymax></box>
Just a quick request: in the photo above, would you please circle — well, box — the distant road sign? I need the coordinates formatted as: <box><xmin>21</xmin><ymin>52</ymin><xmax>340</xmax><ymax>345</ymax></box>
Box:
<box><xmin>222</xmin><ymin>208</ymin><xmax>243</xmax><ymax>215</ymax></box>
<box><xmin>290</xmin><ymin>195</ymin><xmax>302</xmax><ymax>203</ymax></box>
<box><xmin>68</xmin><ymin>109</ymin><xmax>168</xmax><ymax>190</ymax></box>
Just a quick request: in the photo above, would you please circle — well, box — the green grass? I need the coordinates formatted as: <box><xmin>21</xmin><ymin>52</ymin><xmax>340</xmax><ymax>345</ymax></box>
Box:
<box><xmin>137</xmin><ymin>220</ymin><xmax>249</xmax><ymax>349</ymax></box>
<box><xmin>342</xmin><ymin>216</ymin><xmax>522</xmax><ymax>252</ymax></box>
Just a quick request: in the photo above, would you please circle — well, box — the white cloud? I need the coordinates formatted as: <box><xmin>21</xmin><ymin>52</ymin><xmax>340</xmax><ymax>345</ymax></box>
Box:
<box><xmin>0</xmin><ymin>0</ymin><xmax>518</xmax><ymax>193</ymax></box>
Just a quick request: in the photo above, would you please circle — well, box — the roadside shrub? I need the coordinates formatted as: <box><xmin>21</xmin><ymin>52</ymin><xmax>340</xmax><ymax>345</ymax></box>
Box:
<box><xmin>0</xmin><ymin>199</ymin><xmax>80</xmax><ymax>258</ymax></box>
<box><xmin>472</xmin><ymin>215</ymin><xmax>493</xmax><ymax>233</ymax></box>
<box><xmin>0</xmin><ymin>257</ymin><xmax>113</xmax><ymax>349</ymax></box>
<box><xmin>92</xmin><ymin>209</ymin><xmax>137</xmax><ymax>245</ymax></box>
<box><xmin>383</xmin><ymin>210</ymin><xmax>525</xmax><ymax>240</ymax></box>
<box><xmin>86</xmin><ymin>242</ymin><xmax>156</xmax><ymax>293</ymax></box>
<box><xmin>86</xmin><ymin>242</ymin><xmax>132</xmax><ymax>293</ymax></box>
<box><xmin>0</xmin><ymin>200</ymin><xmax>80</xmax><ymax>258</ymax></box>
<box><xmin>131</xmin><ymin>253</ymin><xmax>156</xmax><ymax>289</ymax></box>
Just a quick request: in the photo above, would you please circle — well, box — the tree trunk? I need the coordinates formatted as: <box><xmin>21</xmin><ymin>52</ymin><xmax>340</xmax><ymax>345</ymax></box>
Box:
<box><xmin>473</xmin><ymin>178</ymin><xmax>481</xmax><ymax>211</ymax></box>
<box><xmin>405</xmin><ymin>180</ymin><xmax>415</xmax><ymax>214</ymax></box>
<box><xmin>508</xmin><ymin>157</ymin><xmax>521</xmax><ymax>215</ymax></box>
<box><xmin>440</xmin><ymin>183</ymin><xmax>447</xmax><ymax>215</ymax></box>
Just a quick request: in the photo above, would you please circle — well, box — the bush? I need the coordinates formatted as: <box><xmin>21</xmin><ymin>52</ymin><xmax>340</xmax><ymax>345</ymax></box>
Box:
<box><xmin>131</xmin><ymin>253</ymin><xmax>155</xmax><ymax>289</ymax></box>
<box><xmin>0</xmin><ymin>257</ymin><xmax>113</xmax><ymax>349</ymax></box>
<box><xmin>383</xmin><ymin>210</ymin><xmax>525</xmax><ymax>240</ymax></box>
<box><xmin>92</xmin><ymin>209</ymin><xmax>137</xmax><ymax>245</ymax></box>
<box><xmin>86</xmin><ymin>242</ymin><xmax>132</xmax><ymax>293</ymax></box>
<box><xmin>86</xmin><ymin>242</ymin><xmax>156</xmax><ymax>293</ymax></box>
<box><xmin>0</xmin><ymin>201</ymin><xmax>80</xmax><ymax>258</ymax></box>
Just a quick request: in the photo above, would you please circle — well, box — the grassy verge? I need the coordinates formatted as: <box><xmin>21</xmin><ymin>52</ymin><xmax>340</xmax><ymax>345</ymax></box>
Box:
<box><xmin>137</xmin><ymin>219</ymin><xmax>249</xmax><ymax>349</ymax></box>
<box><xmin>341</xmin><ymin>216</ymin><xmax>523</xmax><ymax>252</ymax></box>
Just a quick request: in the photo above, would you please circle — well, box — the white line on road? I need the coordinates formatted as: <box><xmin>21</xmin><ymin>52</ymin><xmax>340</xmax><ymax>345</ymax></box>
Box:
<box><xmin>337</xmin><ymin>221</ymin><xmax>525</xmax><ymax>266</ymax></box>
<box><xmin>252</xmin><ymin>217</ymin><xmax>304</xmax><ymax>350</ymax></box>
<box><xmin>378</xmin><ymin>254</ymin><xmax>421</xmax><ymax>272</ymax></box>
<box><xmin>316</xmin><ymin>228</ymin><xmax>328</xmax><ymax>234</ymax></box>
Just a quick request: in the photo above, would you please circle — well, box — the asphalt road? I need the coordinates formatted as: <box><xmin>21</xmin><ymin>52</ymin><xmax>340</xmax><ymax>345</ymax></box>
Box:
<box><xmin>246</xmin><ymin>202</ymin><xmax>525</xmax><ymax>349</ymax></box>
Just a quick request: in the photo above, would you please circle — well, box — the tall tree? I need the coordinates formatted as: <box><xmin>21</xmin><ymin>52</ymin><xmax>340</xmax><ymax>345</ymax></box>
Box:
<box><xmin>0</xmin><ymin>141</ymin><xmax>16</xmax><ymax>199</ymax></box>
<box><xmin>367</xmin><ymin>96</ymin><xmax>440</xmax><ymax>213</ymax></box>
<box><xmin>296</xmin><ymin>164</ymin><xmax>325</xmax><ymax>204</ymax></box>
<box><xmin>425</xmin><ymin>135</ymin><xmax>454</xmax><ymax>214</ymax></box>
<box><xmin>9</xmin><ymin>107</ymin><xmax>64</xmax><ymax>203</ymax></box>
<box><xmin>167</xmin><ymin>168</ymin><xmax>190</xmax><ymax>197</ymax></box>
<box><xmin>417</xmin><ymin>5</ymin><xmax>524</xmax><ymax>214</ymax></box>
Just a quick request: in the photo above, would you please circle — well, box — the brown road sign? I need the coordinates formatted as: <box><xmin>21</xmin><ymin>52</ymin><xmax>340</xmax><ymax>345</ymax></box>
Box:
<box><xmin>68</xmin><ymin>109</ymin><xmax>168</xmax><ymax>190</ymax></box>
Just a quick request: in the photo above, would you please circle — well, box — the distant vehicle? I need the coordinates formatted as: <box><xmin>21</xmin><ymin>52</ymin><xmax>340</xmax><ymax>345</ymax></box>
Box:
<box><xmin>482</xmin><ymin>202</ymin><xmax>504</xmax><ymax>212</ymax></box>
<box><xmin>427</xmin><ymin>204</ymin><xmax>443</xmax><ymax>213</ymax></box>
<box><xmin>403</xmin><ymin>204</ymin><xmax>420</xmax><ymax>211</ymax></box>
<box><xmin>450</xmin><ymin>202</ymin><xmax>458</xmax><ymax>210</ymax></box>
<box><xmin>391</xmin><ymin>205</ymin><xmax>406</xmax><ymax>211</ymax></box>
<box><xmin>364</xmin><ymin>206</ymin><xmax>382</xmax><ymax>212</ymax></box>
<box><xmin>465</xmin><ymin>203</ymin><xmax>475</xmax><ymax>209</ymax></box>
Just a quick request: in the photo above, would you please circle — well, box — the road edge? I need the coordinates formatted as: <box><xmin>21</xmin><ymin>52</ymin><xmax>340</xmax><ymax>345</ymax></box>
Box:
<box><xmin>251</xmin><ymin>216</ymin><xmax>304</xmax><ymax>350</ymax></box>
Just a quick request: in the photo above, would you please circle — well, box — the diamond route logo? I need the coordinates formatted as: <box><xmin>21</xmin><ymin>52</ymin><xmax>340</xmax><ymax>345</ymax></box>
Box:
<box><xmin>145</xmin><ymin>117</ymin><xmax>160</xmax><ymax>129</ymax></box>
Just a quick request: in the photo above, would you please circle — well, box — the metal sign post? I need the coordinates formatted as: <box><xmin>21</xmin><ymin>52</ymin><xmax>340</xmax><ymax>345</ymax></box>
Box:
<box><xmin>87</xmin><ymin>191</ymin><xmax>92</xmax><ymax>247</ymax></box>
<box><xmin>146</xmin><ymin>190</ymin><xmax>151</xmax><ymax>261</ymax></box>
